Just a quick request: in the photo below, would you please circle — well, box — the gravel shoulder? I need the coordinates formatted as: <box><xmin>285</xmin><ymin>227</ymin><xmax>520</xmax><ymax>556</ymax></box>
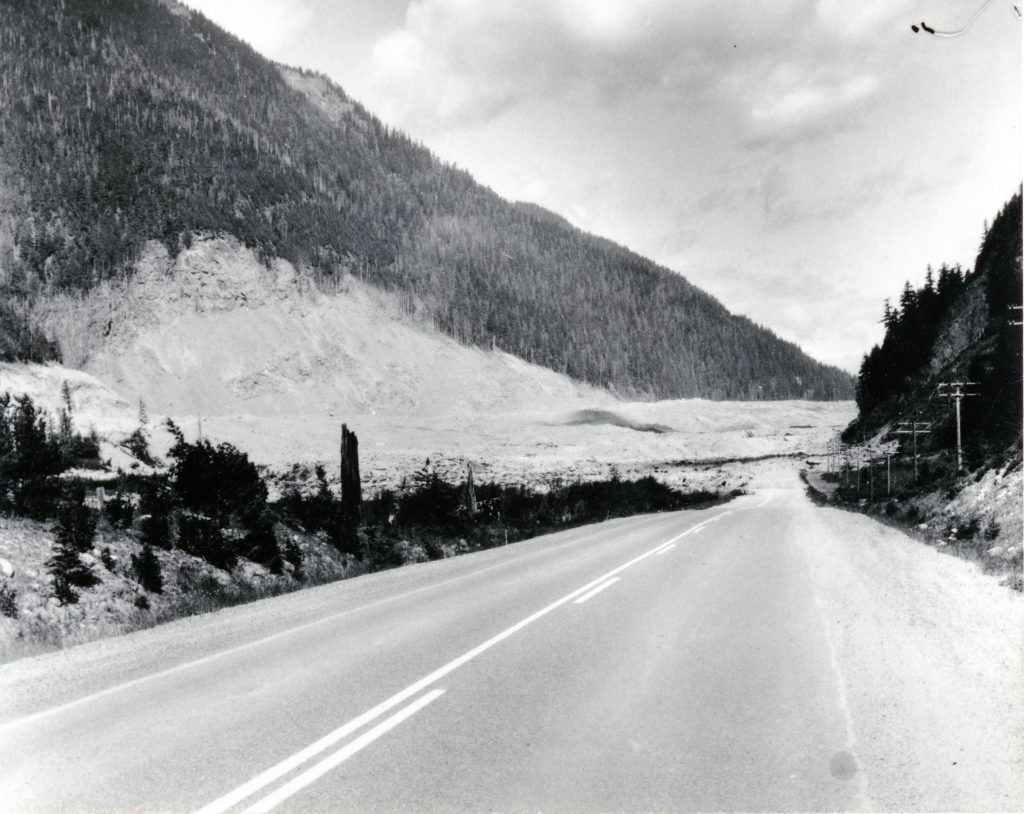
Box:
<box><xmin>792</xmin><ymin>490</ymin><xmax>1023</xmax><ymax>810</ymax></box>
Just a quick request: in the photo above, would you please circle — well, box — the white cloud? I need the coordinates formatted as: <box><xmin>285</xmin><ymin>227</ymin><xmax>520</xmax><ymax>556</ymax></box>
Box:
<box><xmin>367</xmin><ymin>0</ymin><xmax>823</xmax><ymax>131</ymax></box>
<box><xmin>188</xmin><ymin>0</ymin><xmax>1017</xmax><ymax>374</ymax></box>
<box><xmin>751</xmin><ymin>73</ymin><xmax>879</xmax><ymax>129</ymax></box>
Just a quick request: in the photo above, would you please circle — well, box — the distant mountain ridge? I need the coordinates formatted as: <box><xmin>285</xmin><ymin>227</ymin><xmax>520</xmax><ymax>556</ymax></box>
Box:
<box><xmin>0</xmin><ymin>0</ymin><xmax>853</xmax><ymax>400</ymax></box>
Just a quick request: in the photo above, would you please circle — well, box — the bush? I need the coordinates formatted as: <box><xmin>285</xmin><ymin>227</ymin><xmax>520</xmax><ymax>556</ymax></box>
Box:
<box><xmin>283</xmin><ymin>537</ymin><xmax>304</xmax><ymax>580</ymax></box>
<box><xmin>177</xmin><ymin>513</ymin><xmax>236</xmax><ymax>571</ymax></box>
<box><xmin>242</xmin><ymin>514</ymin><xmax>282</xmax><ymax>574</ymax></box>
<box><xmin>954</xmin><ymin>518</ymin><xmax>981</xmax><ymax>541</ymax></box>
<box><xmin>167</xmin><ymin>421</ymin><xmax>267</xmax><ymax>529</ymax></box>
<box><xmin>132</xmin><ymin>544</ymin><xmax>163</xmax><ymax>593</ymax></box>
<box><xmin>139</xmin><ymin>477</ymin><xmax>172</xmax><ymax>549</ymax></box>
<box><xmin>54</xmin><ymin>488</ymin><xmax>98</xmax><ymax>553</ymax></box>
<box><xmin>104</xmin><ymin>491</ymin><xmax>135</xmax><ymax>528</ymax></box>
<box><xmin>0</xmin><ymin>582</ymin><xmax>18</xmax><ymax>618</ymax></box>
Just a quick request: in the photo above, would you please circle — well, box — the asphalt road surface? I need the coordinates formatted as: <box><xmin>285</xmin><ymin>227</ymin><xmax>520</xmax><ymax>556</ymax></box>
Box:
<box><xmin>0</xmin><ymin>487</ymin><xmax>1020</xmax><ymax>812</ymax></box>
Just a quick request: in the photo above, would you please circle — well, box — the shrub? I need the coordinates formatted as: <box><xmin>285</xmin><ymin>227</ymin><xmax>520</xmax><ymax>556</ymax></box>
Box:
<box><xmin>0</xmin><ymin>582</ymin><xmax>18</xmax><ymax>618</ymax></box>
<box><xmin>139</xmin><ymin>477</ymin><xmax>172</xmax><ymax>549</ymax></box>
<box><xmin>283</xmin><ymin>537</ymin><xmax>304</xmax><ymax>580</ymax></box>
<box><xmin>242</xmin><ymin>514</ymin><xmax>282</xmax><ymax>574</ymax></box>
<box><xmin>954</xmin><ymin>518</ymin><xmax>981</xmax><ymax>541</ymax></box>
<box><xmin>177</xmin><ymin>513</ymin><xmax>236</xmax><ymax>571</ymax></box>
<box><xmin>132</xmin><ymin>544</ymin><xmax>163</xmax><ymax>593</ymax></box>
<box><xmin>104</xmin><ymin>491</ymin><xmax>135</xmax><ymax>528</ymax></box>
<box><xmin>167</xmin><ymin>421</ymin><xmax>267</xmax><ymax>529</ymax></box>
<box><xmin>54</xmin><ymin>488</ymin><xmax>98</xmax><ymax>554</ymax></box>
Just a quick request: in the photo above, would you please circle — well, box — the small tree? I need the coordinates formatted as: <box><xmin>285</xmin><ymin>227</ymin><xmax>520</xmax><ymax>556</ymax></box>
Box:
<box><xmin>124</xmin><ymin>427</ymin><xmax>153</xmax><ymax>465</ymax></box>
<box><xmin>8</xmin><ymin>396</ymin><xmax>62</xmax><ymax>519</ymax></box>
<box><xmin>47</xmin><ymin>489</ymin><xmax>99</xmax><ymax>604</ymax></box>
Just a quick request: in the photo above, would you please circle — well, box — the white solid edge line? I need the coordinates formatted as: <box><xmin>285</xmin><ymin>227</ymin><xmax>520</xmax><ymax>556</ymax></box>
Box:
<box><xmin>573</xmin><ymin>577</ymin><xmax>620</xmax><ymax>604</ymax></box>
<box><xmin>655</xmin><ymin>543</ymin><xmax>677</xmax><ymax>555</ymax></box>
<box><xmin>194</xmin><ymin>510</ymin><xmax>730</xmax><ymax>814</ymax></box>
<box><xmin>243</xmin><ymin>690</ymin><xmax>447</xmax><ymax>814</ymax></box>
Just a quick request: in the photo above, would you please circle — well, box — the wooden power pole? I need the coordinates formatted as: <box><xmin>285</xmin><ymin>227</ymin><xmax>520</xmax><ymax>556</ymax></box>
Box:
<box><xmin>895</xmin><ymin>420</ymin><xmax>931</xmax><ymax>479</ymax></box>
<box><xmin>937</xmin><ymin>383</ymin><xmax>978</xmax><ymax>472</ymax></box>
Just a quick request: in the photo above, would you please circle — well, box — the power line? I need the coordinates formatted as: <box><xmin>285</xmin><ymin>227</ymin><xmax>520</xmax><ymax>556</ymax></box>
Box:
<box><xmin>911</xmin><ymin>0</ymin><xmax>1020</xmax><ymax>37</ymax></box>
<box><xmin>895</xmin><ymin>419</ymin><xmax>932</xmax><ymax>479</ymax></box>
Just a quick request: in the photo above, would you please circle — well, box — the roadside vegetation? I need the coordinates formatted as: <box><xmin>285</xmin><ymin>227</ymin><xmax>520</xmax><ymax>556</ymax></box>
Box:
<box><xmin>0</xmin><ymin>392</ymin><xmax>737</xmax><ymax>659</ymax></box>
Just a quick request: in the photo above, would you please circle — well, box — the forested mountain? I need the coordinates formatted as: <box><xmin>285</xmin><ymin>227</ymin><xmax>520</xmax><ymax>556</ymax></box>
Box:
<box><xmin>845</xmin><ymin>190</ymin><xmax>1022</xmax><ymax>463</ymax></box>
<box><xmin>0</xmin><ymin>0</ymin><xmax>853</xmax><ymax>400</ymax></box>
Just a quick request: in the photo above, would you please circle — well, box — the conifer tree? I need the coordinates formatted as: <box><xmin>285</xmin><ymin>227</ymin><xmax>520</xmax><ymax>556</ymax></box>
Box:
<box><xmin>47</xmin><ymin>488</ymin><xmax>99</xmax><ymax>604</ymax></box>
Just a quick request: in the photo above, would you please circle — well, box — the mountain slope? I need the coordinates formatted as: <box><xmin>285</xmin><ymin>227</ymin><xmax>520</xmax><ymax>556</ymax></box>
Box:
<box><xmin>0</xmin><ymin>0</ymin><xmax>852</xmax><ymax>400</ymax></box>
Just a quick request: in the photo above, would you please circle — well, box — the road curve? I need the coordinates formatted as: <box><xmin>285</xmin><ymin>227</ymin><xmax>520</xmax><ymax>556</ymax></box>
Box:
<box><xmin>0</xmin><ymin>487</ymin><xmax>1020</xmax><ymax>812</ymax></box>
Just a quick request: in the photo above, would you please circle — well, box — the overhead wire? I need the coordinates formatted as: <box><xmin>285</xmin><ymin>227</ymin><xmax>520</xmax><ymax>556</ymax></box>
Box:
<box><xmin>911</xmin><ymin>0</ymin><xmax>1021</xmax><ymax>37</ymax></box>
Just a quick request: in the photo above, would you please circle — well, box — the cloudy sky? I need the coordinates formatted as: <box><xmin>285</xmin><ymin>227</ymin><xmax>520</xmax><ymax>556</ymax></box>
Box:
<box><xmin>183</xmin><ymin>0</ymin><xmax>1020</xmax><ymax>371</ymax></box>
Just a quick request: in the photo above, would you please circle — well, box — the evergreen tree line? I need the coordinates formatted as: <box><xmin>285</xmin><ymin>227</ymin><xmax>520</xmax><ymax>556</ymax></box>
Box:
<box><xmin>848</xmin><ymin>191</ymin><xmax>1022</xmax><ymax>462</ymax></box>
<box><xmin>0</xmin><ymin>0</ymin><xmax>852</xmax><ymax>400</ymax></box>
<box><xmin>279</xmin><ymin>458</ymin><xmax>728</xmax><ymax>572</ymax></box>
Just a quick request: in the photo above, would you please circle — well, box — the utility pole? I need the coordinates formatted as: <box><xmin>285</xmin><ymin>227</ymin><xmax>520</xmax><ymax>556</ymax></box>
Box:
<box><xmin>937</xmin><ymin>382</ymin><xmax>978</xmax><ymax>472</ymax></box>
<box><xmin>895</xmin><ymin>420</ymin><xmax>932</xmax><ymax>479</ymax></box>
<box><xmin>868</xmin><ymin>452</ymin><xmax>874</xmax><ymax>502</ymax></box>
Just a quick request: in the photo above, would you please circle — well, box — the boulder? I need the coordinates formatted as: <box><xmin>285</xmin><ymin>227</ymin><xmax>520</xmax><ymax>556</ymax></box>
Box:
<box><xmin>986</xmin><ymin>546</ymin><xmax>1005</xmax><ymax>558</ymax></box>
<box><xmin>0</xmin><ymin>558</ymin><xmax>13</xmax><ymax>578</ymax></box>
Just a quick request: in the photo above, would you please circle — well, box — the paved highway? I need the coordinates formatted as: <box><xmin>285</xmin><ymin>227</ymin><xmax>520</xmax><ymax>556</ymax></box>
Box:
<box><xmin>0</xmin><ymin>486</ymin><xmax>1020</xmax><ymax>812</ymax></box>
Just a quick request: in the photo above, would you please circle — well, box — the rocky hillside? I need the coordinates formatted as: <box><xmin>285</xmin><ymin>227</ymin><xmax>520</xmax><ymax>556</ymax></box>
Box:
<box><xmin>0</xmin><ymin>0</ymin><xmax>852</xmax><ymax>401</ymax></box>
<box><xmin>846</xmin><ymin>190</ymin><xmax>1022</xmax><ymax>465</ymax></box>
<box><xmin>829</xmin><ymin>190</ymin><xmax>1022</xmax><ymax>588</ymax></box>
